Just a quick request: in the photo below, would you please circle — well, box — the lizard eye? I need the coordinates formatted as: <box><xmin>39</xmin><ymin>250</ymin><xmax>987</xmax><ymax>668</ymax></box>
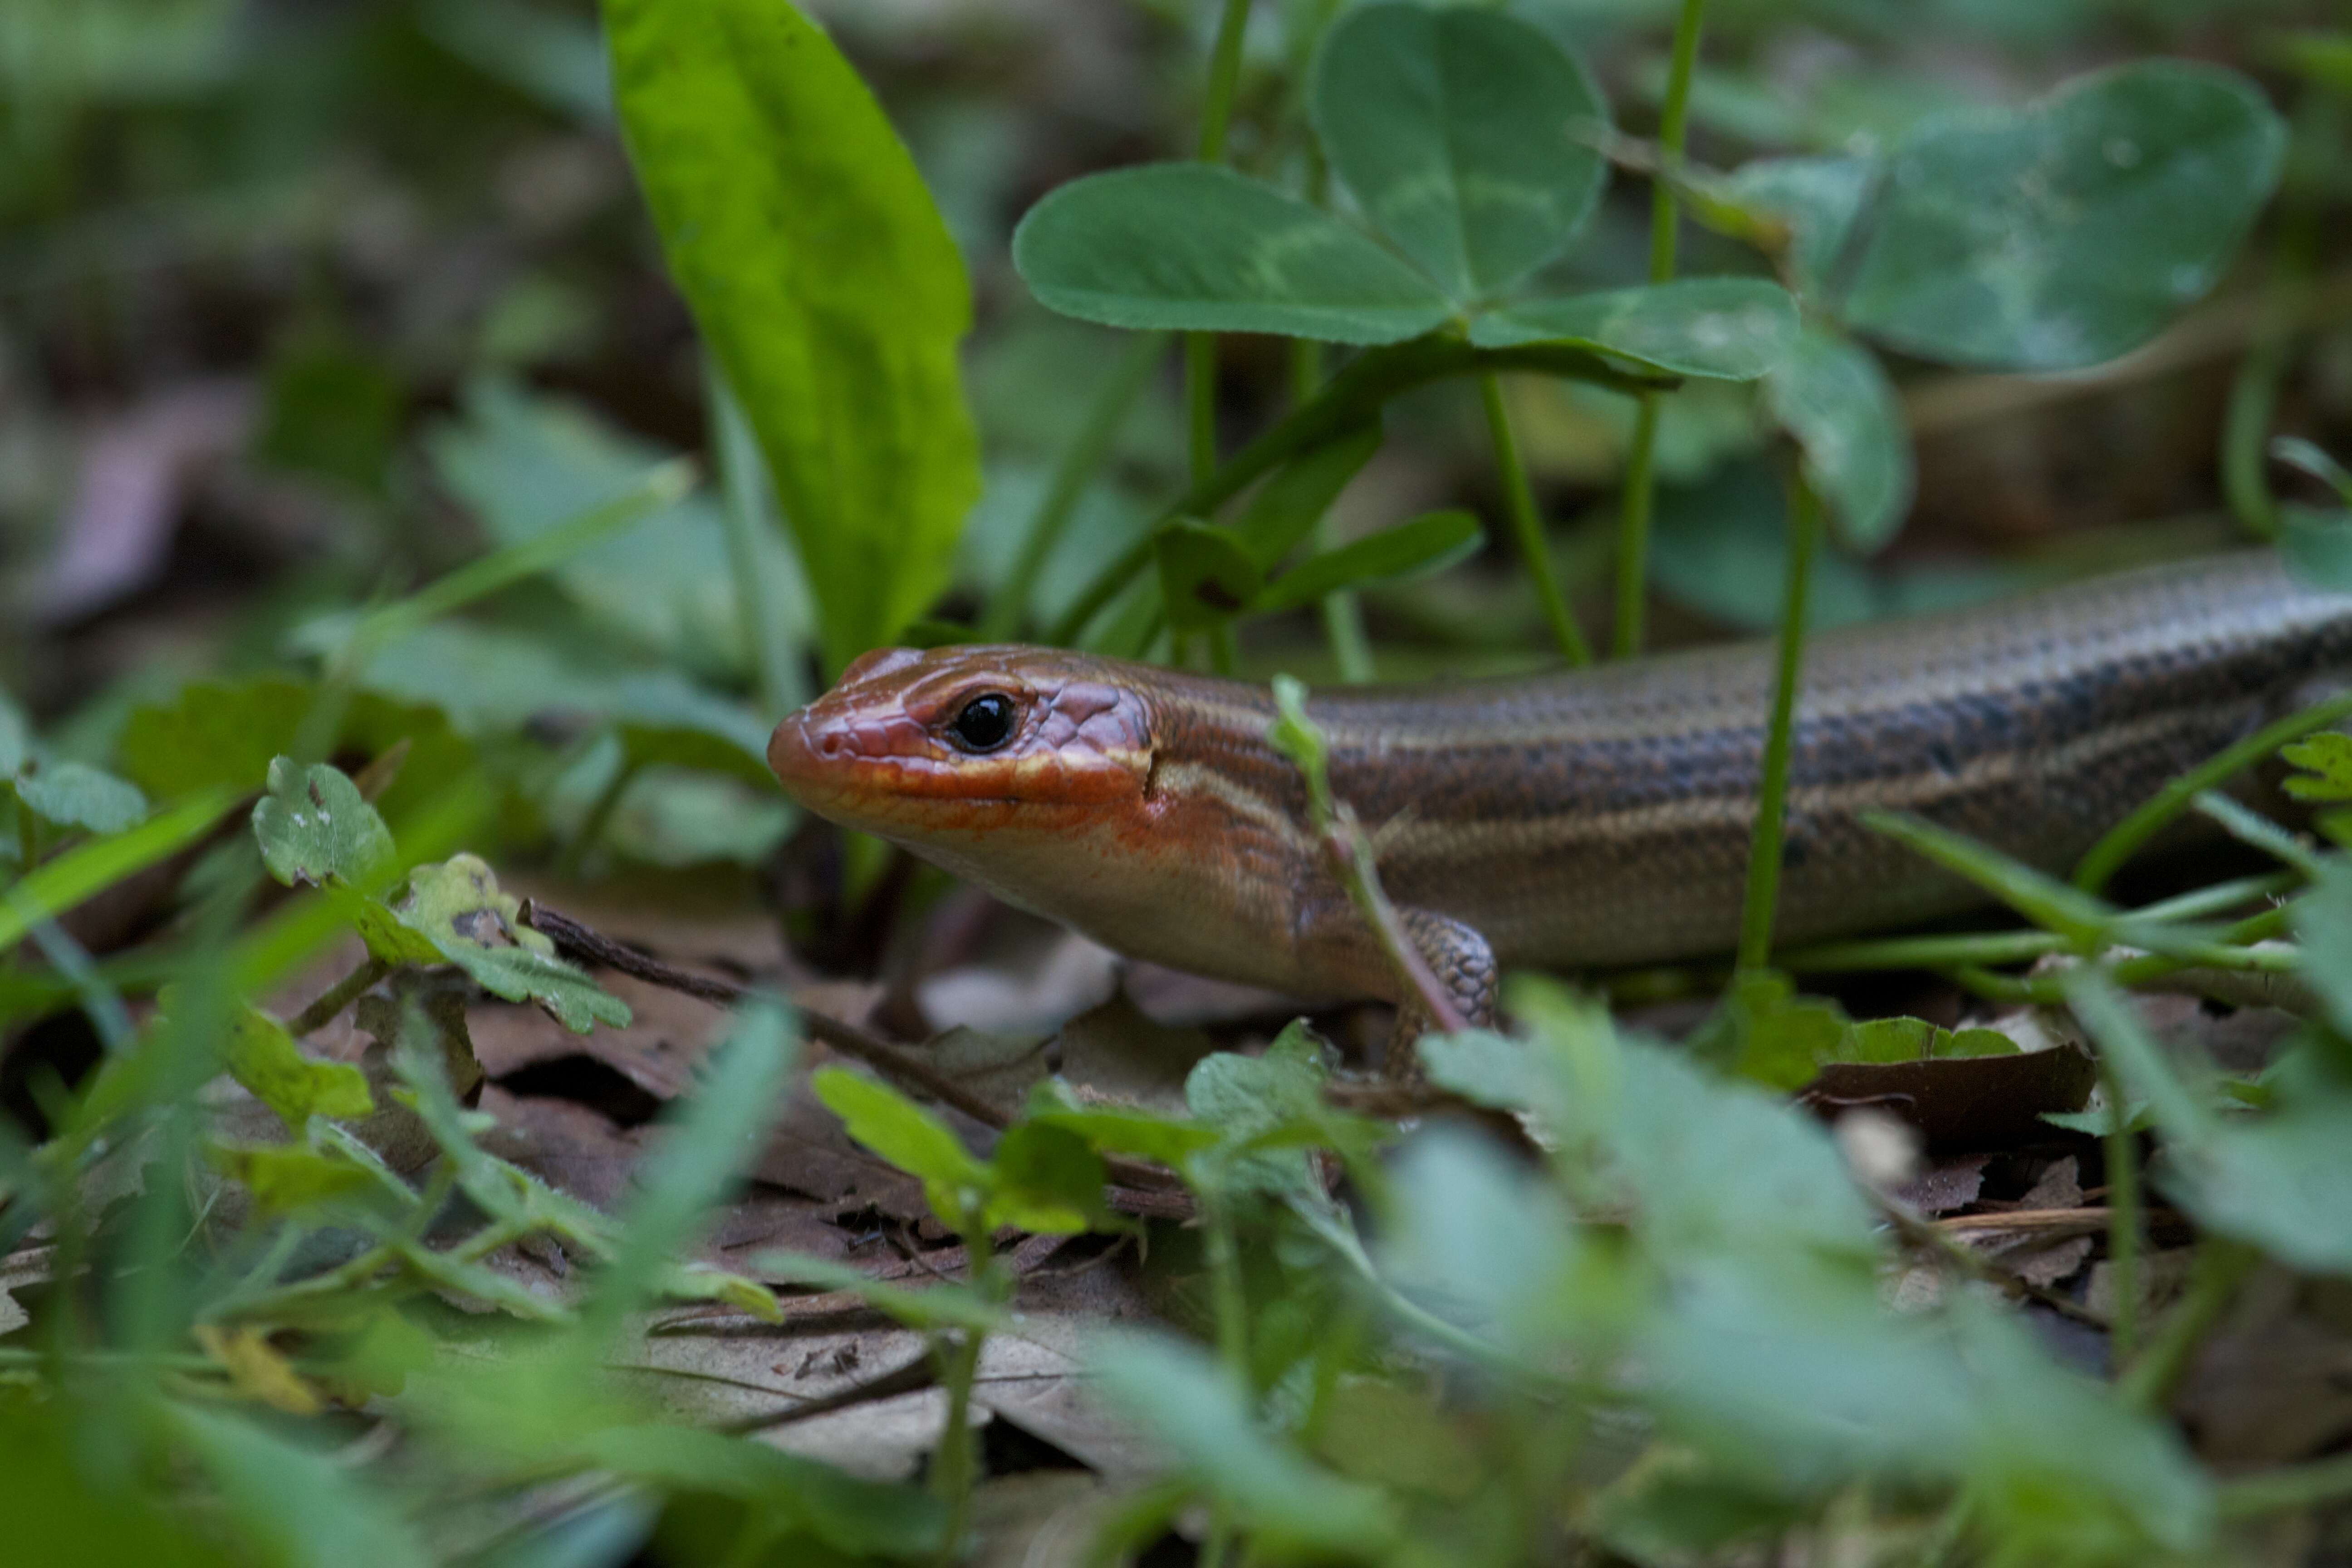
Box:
<box><xmin>947</xmin><ymin>692</ymin><xmax>1019</xmax><ymax>753</ymax></box>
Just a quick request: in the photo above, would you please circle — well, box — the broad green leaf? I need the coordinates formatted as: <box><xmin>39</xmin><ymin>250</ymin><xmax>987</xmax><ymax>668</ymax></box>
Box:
<box><xmin>594</xmin><ymin>1003</ymin><xmax>796</xmax><ymax>1323</ymax></box>
<box><xmin>1762</xmin><ymin>325</ymin><xmax>1913</xmax><ymax>551</ymax></box>
<box><xmin>1229</xmin><ymin>425</ymin><xmax>1381</xmax><ymax>570</ymax></box>
<box><xmin>575</xmin><ymin>1424</ymin><xmax>948</xmax><ymax>1559</ymax></box>
<box><xmin>812</xmin><ymin>1066</ymin><xmax>986</xmax><ymax>1226</ymax></box>
<box><xmin>253</xmin><ymin>759</ymin><xmax>395</xmax><ymax>889</ymax></box>
<box><xmin>1310</xmin><ymin>2</ymin><xmax>1608</xmax><ymax>303</ymax></box>
<box><xmin>1843</xmin><ymin>61</ymin><xmax>2287</xmax><ymax>370</ymax></box>
<box><xmin>2071</xmin><ymin>970</ymin><xmax>2352</xmax><ymax>1278</ymax></box>
<box><xmin>0</xmin><ymin>691</ymin><xmax>26</xmax><ymax>776</ymax></box>
<box><xmin>1720</xmin><ymin>155</ymin><xmax>1871</xmax><ymax>302</ymax></box>
<box><xmin>118</xmin><ymin>680</ymin><xmax>474</xmax><ymax>828</ymax></box>
<box><xmin>1378</xmin><ymin>1127</ymin><xmax>1576</xmax><ymax>1352</ymax></box>
<box><xmin>986</xmin><ymin>1121</ymin><xmax>1114</xmax><ymax>1234</ymax></box>
<box><xmin>1841</xmin><ymin>1017</ymin><xmax>2018</xmax><ymax>1064</ymax></box>
<box><xmin>426</xmin><ymin>377</ymin><xmax>810</xmax><ymax>681</ymax></box>
<box><xmin>1025</xmin><ymin>1105</ymin><xmax>1221</xmax><ymax>1171</ymax></box>
<box><xmin>1255</xmin><ymin>509</ymin><xmax>1482</xmax><ymax>613</ymax></box>
<box><xmin>608</xmin><ymin>0</ymin><xmax>981</xmax><ymax>669</ymax></box>
<box><xmin>11</xmin><ymin>762</ymin><xmax>147</xmax><ymax>836</ymax></box>
<box><xmin>1185</xmin><ymin>1025</ymin><xmax>1332</xmax><ymax>1199</ymax></box>
<box><xmin>392</xmin><ymin>856</ymin><xmax>630</xmax><ymax>1033</ymax></box>
<box><xmin>173</xmin><ymin>1404</ymin><xmax>434</xmax><ymax>1568</ymax></box>
<box><xmin>1088</xmin><ymin>1332</ymin><xmax>1401</xmax><ymax>1555</ymax></box>
<box><xmin>1014</xmin><ymin>164</ymin><xmax>1451</xmax><ymax>345</ymax></box>
<box><xmin>1469</xmin><ymin>279</ymin><xmax>1799</xmax><ymax>381</ymax></box>
<box><xmin>2281</xmin><ymin>505</ymin><xmax>2352</xmax><ymax>594</ymax></box>
<box><xmin>217</xmin><ymin>1000</ymin><xmax>374</xmax><ymax>1129</ymax></box>
<box><xmin>1417</xmin><ymin>1028</ymin><xmax>1550</xmax><ymax>1117</ymax></box>
<box><xmin>1705</xmin><ymin>969</ymin><xmax>1851</xmax><ymax>1093</ymax></box>
<box><xmin>752</xmin><ymin>1250</ymin><xmax>1008</xmax><ymax>1333</ymax></box>
<box><xmin>1154</xmin><ymin>519</ymin><xmax>1264</xmax><ymax>635</ymax></box>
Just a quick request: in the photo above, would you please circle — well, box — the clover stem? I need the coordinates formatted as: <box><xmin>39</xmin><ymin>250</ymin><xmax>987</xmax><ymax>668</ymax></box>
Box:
<box><xmin>1480</xmin><ymin>372</ymin><xmax>1592</xmax><ymax>666</ymax></box>
<box><xmin>1734</xmin><ymin>470</ymin><xmax>1820</xmax><ymax>971</ymax></box>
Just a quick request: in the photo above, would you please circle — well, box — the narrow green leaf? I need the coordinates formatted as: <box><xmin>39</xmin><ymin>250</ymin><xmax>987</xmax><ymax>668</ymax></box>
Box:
<box><xmin>1863</xmin><ymin>811</ymin><xmax>2113</xmax><ymax>946</ymax></box>
<box><xmin>594</xmin><ymin>1002</ymin><xmax>796</xmax><ymax>1323</ymax></box>
<box><xmin>1762</xmin><ymin>324</ymin><xmax>1914</xmax><ymax>551</ymax></box>
<box><xmin>1310</xmin><ymin>2</ymin><xmax>1609</xmax><ymax>303</ymax></box>
<box><xmin>1229</xmin><ymin>425</ymin><xmax>1381</xmax><ymax>570</ymax></box>
<box><xmin>2273</xmin><ymin>437</ymin><xmax>2352</xmax><ymax>508</ymax></box>
<box><xmin>0</xmin><ymin>790</ymin><xmax>238</xmax><ymax>954</ymax></box>
<box><xmin>1014</xmin><ymin>164</ymin><xmax>1452</xmax><ymax>345</ymax></box>
<box><xmin>1255</xmin><ymin>509</ymin><xmax>1482</xmax><ymax>613</ymax></box>
<box><xmin>2280</xmin><ymin>505</ymin><xmax>2352</xmax><ymax>594</ymax></box>
<box><xmin>751</xmin><ymin>1250</ymin><xmax>1007</xmax><ymax>1333</ymax></box>
<box><xmin>174</xmin><ymin>1404</ymin><xmax>433</xmax><ymax>1568</ymax></box>
<box><xmin>1154</xmin><ymin>519</ymin><xmax>1264</xmax><ymax>634</ymax></box>
<box><xmin>1844</xmin><ymin>61</ymin><xmax>2287</xmax><ymax>370</ymax></box>
<box><xmin>1470</xmin><ymin>278</ymin><xmax>1799</xmax><ymax>381</ymax></box>
<box><xmin>608</xmin><ymin>0</ymin><xmax>981</xmax><ymax>667</ymax></box>
<box><xmin>575</xmin><ymin>1425</ymin><xmax>949</xmax><ymax>1559</ymax></box>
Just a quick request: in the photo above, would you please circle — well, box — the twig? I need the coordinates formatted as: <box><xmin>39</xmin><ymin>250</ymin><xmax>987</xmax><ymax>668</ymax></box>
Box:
<box><xmin>1880</xmin><ymin>1201</ymin><xmax>2112</xmax><ymax>1331</ymax></box>
<box><xmin>1933</xmin><ymin>1205</ymin><xmax>2180</xmax><ymax>1237</ymax></box>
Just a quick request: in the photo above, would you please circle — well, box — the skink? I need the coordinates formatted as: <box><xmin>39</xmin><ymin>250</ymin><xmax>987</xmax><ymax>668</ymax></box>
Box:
<box><xmin>767</xmin><ymin>551</ymin><xmax>2352</xmax><ymax>1028</ymax></box>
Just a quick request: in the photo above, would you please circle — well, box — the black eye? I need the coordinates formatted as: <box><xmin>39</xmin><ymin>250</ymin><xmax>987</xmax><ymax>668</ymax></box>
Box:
<box><xmin>949</xmin><ymin>693</ymin><xmax>1018</xmax><ymax>752</ymax></box>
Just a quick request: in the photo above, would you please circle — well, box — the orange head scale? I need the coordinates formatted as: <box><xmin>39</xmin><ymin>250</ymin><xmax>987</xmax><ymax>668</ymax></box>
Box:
<box><xmin>766</xmin><ymin>645</ymin><xmax>1159</xmax><ymax>850</ymax></box>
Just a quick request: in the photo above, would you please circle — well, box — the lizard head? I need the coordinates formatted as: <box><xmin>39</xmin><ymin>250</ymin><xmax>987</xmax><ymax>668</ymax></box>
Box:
<box><xmin>766</xmin><ymin>644</ymin><xmax>1157</xmax><ymax>844</ymax></box>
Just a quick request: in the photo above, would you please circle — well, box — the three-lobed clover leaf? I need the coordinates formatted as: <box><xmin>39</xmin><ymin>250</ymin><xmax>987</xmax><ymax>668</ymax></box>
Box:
<box><xmin>1014</xmin><ymin>2</ymin><xmax>1797</xmax><ymax>380</ymax></box>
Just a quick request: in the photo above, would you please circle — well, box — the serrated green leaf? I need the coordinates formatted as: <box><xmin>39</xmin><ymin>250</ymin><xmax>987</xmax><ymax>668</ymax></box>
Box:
<box><xmin>11</xmin><ymin>762</ymin><xmax>147</xmax><ymax>836</ymax></box>
<box><xmin>1186</xmin><ymin>1024</ymin><xmax>1331</xmax><ymax>1198</ymax></box>
<box><xmin>608</xmin><ymin>0</ymin><xmax>979</xmax><ymax>669</ymax></box>
<box><xmin>392</xmin><ymin>855</ymin><xmax>629</xmax><ymax>1033</ymax></box>
<box><xmin>252</xmin><ymin>759</ymin><xmax>395</xmax><ymax>889</ymax></box>
<box><xmin>1154</xmin><ymin>519</ymin><xmax>1264</xmax><ymax>634</ymax></box>
<box><xmin>1843</xmin><ymin>61</ymin><xmax>2286</xmax><ymax>370</ymax></box>
<box><xmin>1014</xmin><ymin>164</ymin><xmax>1451</xmax><ymax>345</ymax></box>
<box><xmin>1254</xmin><ymin>509</ymin><xmax>1482</xmax><ymax>613</ymax></box>
<box><xmin>812</xmin><ymin>1066</ymin><xmax>986</xmax><ymax>1227</ymax></box>
<box><xmin>1762</xmin><ymin>324</ymin><xmax>1914</xmax><ymax>551</ymax></box>
<box><xmin>1418</xmin><ymin>1028</ymin><xmax>1548</xmax><ymax>1116</ymax></box>
<box><xmin>210</xmin><ymin>1142</ymin><xmax>381</xmax><ymax>1218</ymax></box>
<box><xmin>1310</xmin><ymin>2</ymin><xmax>1608</xmax><ymax>304</ymax></box>
<box><xmin>1470</xmin><ymin>279</ymin><xmax>1798</xmax><ymax>381</ymax></box>
<box><xmin>216</xmin><ymin>1001</ymin><xmax>374</xmax><ymax>1129</ymax></box>
<box><xmin>2281</xmin><ymin>733</ymin><xmax>2352</xmax><ymax>804</ymax></box>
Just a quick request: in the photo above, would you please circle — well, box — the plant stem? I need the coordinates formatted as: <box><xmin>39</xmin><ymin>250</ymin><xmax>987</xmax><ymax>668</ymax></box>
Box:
<box><xmin>932</xmin><ymin>1223</ymin><xmax>993</xmax><ymax>1565</ymax></box>
<box><xmin>2071</xmin><ymin>688</ymin><xmax>2352</xmax><ymax>892</ymax></box>
<box><xmin>2102</xmin><ymin>1059</ymin><xmax>2142</xmax><ymax>1368</ymax></box>
<box><xmin>2118</xmin><ymin>1239</ymin><xmax>2254</xmax><ymax>1411</ymax></box>
<box><xmin>288</xmin><ymin>958</ymin><xmax>390</xmax><ymax>1037</ymax></box>
<box><xmin>1291</xmin><ymin>339</ymin><xmax>1373</xmax><ymax>681</ymax></box>
<box><xmin>983</xmin><ymin>332</ymin><xmax>1165</xmax><ymax>641</ymax></box>
<box><xmin>1611</xmin><ymin>0</ymin><xmax>1707</xmax><ymax>658</ymax></box>
<box><xmin>1181</xmin><ymin>0</ymin><xmax>1253</xmax><ymax>586</ymax></box>
<box><xmin>2218</xmin><ymin>1452</ymin><xmax>2352</xmax><ymax>1519</ymax></box>
<box><xmin>558</xmin><ymin>755</ymin><xmax>641</xmax><ymax>882</ymax></box>
<box><xmin>1735</xmin><ymin>473</ymin><xmax>1821</xmax><ymax>970</ymax></box>
<box><xmin>1048</xmin><ymin>338</ymin><xmax>1671</xmax><ymax>645</ymax></box>
<box><xmin>1479</xmin><ymin>372</ymin><xmax>1592</xmax><ymax>666</ymax></box>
